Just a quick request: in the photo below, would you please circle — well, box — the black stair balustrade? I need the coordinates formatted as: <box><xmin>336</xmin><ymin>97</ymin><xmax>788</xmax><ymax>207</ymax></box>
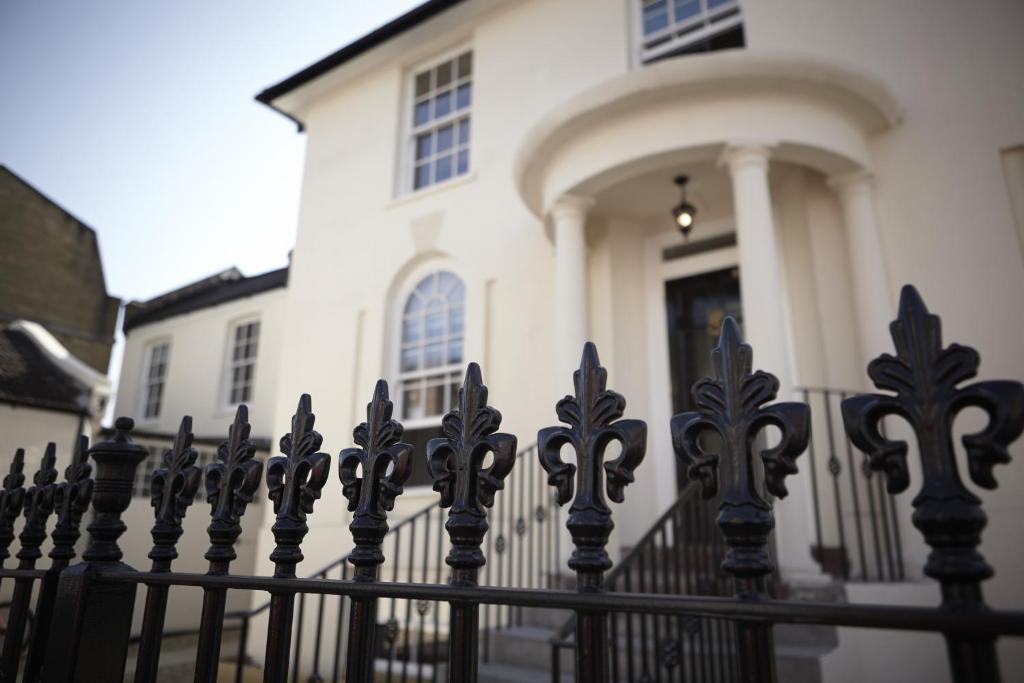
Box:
<box><xmin>800</xmin><ymin>386</ymin><xmax>905</xmax><ymax>582</ymax></box>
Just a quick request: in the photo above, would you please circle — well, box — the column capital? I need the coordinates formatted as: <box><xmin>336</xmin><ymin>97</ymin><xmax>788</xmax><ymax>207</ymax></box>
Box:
<box><xmin>550</xmin><ymin>194</ymin><xmax>595</xmax><ymax>223</ymax></box>
<box><xmin>719</xmin><ymin>141</ymin><xmax>777</xmax><ymax>172</ymax></box>
<box><xmin>827</xmin><ymin>170</ymin><xmax>875</xmax><ymax>194</ymax></box>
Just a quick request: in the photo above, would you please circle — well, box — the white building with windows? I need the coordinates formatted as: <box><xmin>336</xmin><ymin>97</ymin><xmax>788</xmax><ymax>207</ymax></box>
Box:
<box><xmin>113</xmin><ymin>0</ymin><xmax>1024</xmax><ymax>679</ymax></box>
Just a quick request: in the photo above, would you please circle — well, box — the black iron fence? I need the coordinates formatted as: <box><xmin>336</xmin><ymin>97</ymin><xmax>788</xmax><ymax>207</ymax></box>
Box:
<box><xmin>0</xmin><ymin>285</ymin><xmax>1021</xmax><ymax>683</ymax></box>
<box><xmin>800</xmin><ymin>387</ymin><xmax>906</xmax><ymax>582</ymax></box>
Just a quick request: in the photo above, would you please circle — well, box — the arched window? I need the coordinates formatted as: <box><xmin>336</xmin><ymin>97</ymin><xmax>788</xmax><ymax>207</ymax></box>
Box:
<box><xmin>397</xmin><ymin>271</ymin><xmax>465</xmax><ymax>424</ymax></box>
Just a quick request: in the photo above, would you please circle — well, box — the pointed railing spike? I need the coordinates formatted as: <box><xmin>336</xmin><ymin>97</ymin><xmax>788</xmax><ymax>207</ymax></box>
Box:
<box><xmin>0</xmin><ymin>449</ymin><xmax>27</xmax><ymax>565</ymax></box>
<box><xmin>428</xmin><ymin>363</ymin><xmax>518</xmax><ymax>581</ymax></box>
<box><xmin>16</xmin><ymin>443</ymin><xmax>59</xmax><ymax>566</ymax></box>
<box><xmin>267</xmin><ymin>394</ymin><xmax>331</xmax><ymax>576</ymax></box>
<box><xmin>49</xmin><ymin>435</ymin><xmax>94</xmax><ymax>562</ymax></box>
<box><xmin>340</xmin><ymin>380</ymin><xmax>413</xmax><ymax>579</ymax></box>
<box><xmin>538</xmin><ymin>342</ymin><xmax>647</xmax><ymax>580</ymax></box>
<box><xmin>148</xmin><ymin>415</ymin><xmax>202</xmax><ymax>568</ymax></box>
<box><xmin>205</xmin><ymin>405</ymin><xmax>263</xmax><ymax>573</ymax></box>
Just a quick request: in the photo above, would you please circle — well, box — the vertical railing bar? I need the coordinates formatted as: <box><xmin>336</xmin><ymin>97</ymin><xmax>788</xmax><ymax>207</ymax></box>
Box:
<box><xmin>311</xmin><ymin>587</ymin><xmax>325</xmax><ymax>681</ymax></box>
<box><xmin>637</xmin><ymin>549</ymin><xmax>650</xmax><ymax>680</ymax></box>
<box><xmin>528</xmin><ymin>449</ymin><xmax>536</xmax><ymax>594</ymax></box>
<box><xmin>802</xmin><ymin>390</ymin><xmax>825</xmax><ymax>567</ymax></box>
<box><xmin>624</xmin><ymin>567</ymin><xmax>635</xmax><ymax>683</ymax></box>
<box><xmin>651</xmin><ymin>537</ymin><xmax>663</xmax><ymax>683</ymax></box>
<box><xmin>874</xmin><ymin>468</ymin><xmax>897</xmax><ymax>581</ymax></box>
<box><xmin>235</xmin><ymin>617</ymin><xmax>250</xmax><ymax>683</ymax></box>
<box><xmin>697</xmin><ymin>500</ymin><xmax>712</xmax><ymax>683</ymax></box>
<box><xmin>840</xmin><ymin>391</ymin><xmax>870</xmax><ymax>580</ymax></box>
<box><xmin>400</xmin><ymin>515</ymin><xmax>416</xmax><ymax>683</ymax></box>
<box><xmin>387</xmin><ymin>525</ymin><xmax>402</xmax><ymax>683</ymax></box>
<box><xmin>332</xmin><ymin>565</ymin><xmax>345</xmax><ymax>683</ymax></box>
<box><xmin>432</xmin><ymin>507</ymin><xmax>443</xmax><ymax>683</ymax></box>
<box><xmin>291</xmin><ymin>591</ymin><xmax>306</xmax><ymax>683</ymax></box>
<box><xmin>888</xmin><ymin>485</ymin><xmax>906</xmax><ymax>580</ymax></box>
<box><xmin>416</xmin><ymin>509</ymin><xmax>431</xmax><ymax>683</ymax></box>
<box><xmin>822</xmin><ymin>391</ymin><xmax>849</xmax><ymax>579</ymax></box>
<box><xmin>862</xmin><ymin>450</ymin><xmax>885</xmax><ymax>580</ymax></box>
<box><xmin>516</xmin><ymin>455</ymin><xmax>525</xmax><ymax>626</ymax></box>
<box><xmin>483</xmin><ymin>506</ymin><xmax>492</xmax><ymax>661</ymax></box>
<box><xmin>682</xmin><ymin>502</ymin><xmax>697</xmax><ymax>683</ymax></box>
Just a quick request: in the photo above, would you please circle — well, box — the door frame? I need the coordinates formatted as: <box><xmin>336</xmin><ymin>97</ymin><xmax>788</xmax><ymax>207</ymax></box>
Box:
<box><xmin>643</xmin><ymin>219</ymin><xmax>737</xmax><ymax>516</ymax></box>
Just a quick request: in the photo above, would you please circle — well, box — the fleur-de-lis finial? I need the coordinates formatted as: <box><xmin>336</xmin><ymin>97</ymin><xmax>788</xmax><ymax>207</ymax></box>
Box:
<box><xmin>671</xmin><ymin>318</ymin><xmax>809</xmax><ymax>585</ymax></box>
<box><xmin>205</xmin><ymin>405</ymin><xmax>263</xmax><ymax>573</ymax></box>
<box><xmin>842</xmin><ymin>286</ymin><xmax>1024</xmax><ymax>585</ymax></box>
<box><xmin>149</xmin><ymin>416</ymin><xmax>202</xmax><ymax>568</ymax></box>
<box><xmin>49</xmin><ymin>435</ymin><xmax>94</xmax><ymax>562</ymax></box>
<box><xmin>267</xmin><ymin>394</ymin><xmax>331</xmax><ymax>577</ymax></box>
<box><xmin>340</xmin><ymin>381</ymin><xmax>413</xmax><ymax>579</ymax></box>
<box><xmin>17</xmin><ymin>443</ymin><xmax>59</xmax><ymax>566</ymax></box>
<box><xmin>0</xmin><ymin>450</ymin><xmax>27</xmax><ymax>564</ymax></box>
<box><xmin>538</xmin><ymin>343</ymin><xmax>647</xmax><ymax>583</ymax></box>
<box><xmin>427</xmin><ymin>364</ymin><xmax>517</xmax><ymax>583</ymax></box>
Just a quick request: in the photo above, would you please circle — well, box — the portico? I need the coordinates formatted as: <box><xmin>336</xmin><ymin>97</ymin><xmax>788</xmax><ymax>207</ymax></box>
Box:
<box><xmin>515</xmin><ymin>51</ymin><xmax>902</xmax><ymax>580</ymax></box>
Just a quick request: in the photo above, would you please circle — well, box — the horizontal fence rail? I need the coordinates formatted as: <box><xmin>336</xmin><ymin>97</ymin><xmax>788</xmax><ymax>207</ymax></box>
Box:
<box><xmin>0</xmin><ymin>284</ymin><xmax>1020</xmax><ymax>683</ymax></box>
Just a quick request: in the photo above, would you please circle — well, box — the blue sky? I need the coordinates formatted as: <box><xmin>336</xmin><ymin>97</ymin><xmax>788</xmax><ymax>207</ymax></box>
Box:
<box><xmin>0</xmin><ymin>0</ymin><xmax>420</xmax><ymax>399</ymax></box>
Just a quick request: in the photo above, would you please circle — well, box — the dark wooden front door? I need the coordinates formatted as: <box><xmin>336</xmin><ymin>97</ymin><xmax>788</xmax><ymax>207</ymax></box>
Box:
<box><xmin>665</xmin><ymin>265</ymin><xmax>743</xmax><ymax>491</ymax></box>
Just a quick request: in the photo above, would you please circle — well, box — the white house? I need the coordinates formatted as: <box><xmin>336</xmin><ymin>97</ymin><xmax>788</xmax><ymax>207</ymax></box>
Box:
<box><xmin>113</xmin><ymin>0</ymin><xmax>1024</xmax><ymax>680</ymax></box>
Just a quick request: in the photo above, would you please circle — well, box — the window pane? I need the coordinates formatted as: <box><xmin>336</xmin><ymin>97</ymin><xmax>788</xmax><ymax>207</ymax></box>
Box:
<box><xmin>674</xmin><ymin>0</ymin><xmax>700</xmax><ymax>20</ymax></box>
<box><xmin>415</xmin><ymin>133</ymin><xmax>432</xmax><ymax>160</ymax></box>
<box><xmin>448</xmin><ymin>338</ymin><xmax>463</xmax><ymax>364</ymax></box>
<box><xmin>435</xmin><ymin>154</ymin><xmax>453</xmax><ymax>182</ymax></box>
<box><xmin>414</xmin><ymin>163</ymin><xmax>430</xmax><ymax>189</ymax></box>
<box><xmin>449</xmin><ymin>377</ymin><xmax>460</xmax><ymax>409</ymax></box>
<box><xmin>414</xmin><ymin>100</ymin><xmax>430</xmax><ymax>126</ymax></box>
<box><xmin>449</xmin><ymin>279</ymin><xmax>465</xmax><ymax>305</ymax></box>
<box><xmin>437</xmin><ymin>61</ymin><xmax>453</xmax><ymax>88</ymax></box>
<box><xmin>457</xmin><ymin>52</ymin><xmax>472</xmax><ymax>78</ymax></box>
<box><xmin>434</xmin><ymin>90</ymin><xmax>452</xmax><ymax>118</ymax></box>
<box><xmin>449</xmin><ymin>306</ymin><xmax>464</xmax><ymax>333</ymax></box>
<box><xmin>457</xmin><ymin>150</ymin><xmax>469</xmax><ymax>175</ymax></box>
<box><xmin>437</xmin><ymin>271</ymin><xmax>458</xmax><ymax>294</ymax></box>
<box><xmin>402</xmin><ymin>317</ymin><xmax>422</xmax><ymax>343</ymax></box>
<box><xmin>415</xmin><ymin>71</ymin><xmax>431</xmax><ymax>97</ymax></box>
<box><xmin>425</xmin><ymin>381</ymin><xmax>445</xmax><ymax>416</ymax></box>
<box><xmin>643</xmin><ymin>0</ymin><xmax>669</xmax><ymax>34</ymax></box>
<box><xmin>436</xmin><ymin>124</ymin><xmax>454</xmax><ymax>152</ymax></box>
<box><xmin>424</xmin><ymin>342</ymin><xmax>444</xmax><ymax>368</ymax></box>
<box><xmin>708</xmin><ymin>0</ymin><xmax>731</xmax><ymax>6</ymax></box>
<box><xmin>401</xmin><ymin>348</ymin><xmax>420</xmax><ymax>372</ymax></box>
<box><xmin>404</xmin><ymin>292</ymin><xmax>423</xmax><ymax>315</ymax></box>
<box><xmin>402</xmin><ymin>384</ymin><xmax>424</xmax><ymax>420</ymax></box>
<box><xmin>458</xmin><ymin>119</ymin><xmax>470</xmax><ymax>145</ymax></box>
<box><xmin>456</xmin><ymin>83</ymin><xmax>471</xmax><ymax>110</ymax></box>
<box><xmin>425</xmin><ymin>312</ymin><xmax>445</xmax><ymax>339</ymax></box>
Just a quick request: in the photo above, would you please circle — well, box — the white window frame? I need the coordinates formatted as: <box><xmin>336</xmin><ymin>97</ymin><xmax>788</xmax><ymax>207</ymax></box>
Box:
<box><xmin>223</xmin><ymin>317</ymin><xmax>261</xmax><ymax>410</ymax></box>
<box><xmin>391</xmin><ymin>269</ymin><xmax>467</xmax><ymax>432</ymax></box>
<box><xmin>634</xmin><ymin>0</ymin><xmax>743</xmax><ymax>64</ymax></box>
<box><xmin>139</xmin><ymin>339</ymin><xmax>171</xmax><ymax>422</ymax></box>
<box><xmin>399</xmin><ymin>44</ymin><xmax>473</xmax><ymax>196</ymax></box>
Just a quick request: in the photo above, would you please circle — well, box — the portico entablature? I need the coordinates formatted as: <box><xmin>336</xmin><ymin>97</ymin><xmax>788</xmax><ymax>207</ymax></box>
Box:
<box><xmin>513</xmin><ymin>50</ymin><xmax>903</xmax><ymax>222</ymax></box>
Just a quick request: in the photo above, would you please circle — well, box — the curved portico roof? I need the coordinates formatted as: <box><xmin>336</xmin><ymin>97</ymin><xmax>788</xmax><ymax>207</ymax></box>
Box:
<box><xmin>514</xmin><ymin>50</ymin><xmax>903</xmax><ymax>218</ymax></box>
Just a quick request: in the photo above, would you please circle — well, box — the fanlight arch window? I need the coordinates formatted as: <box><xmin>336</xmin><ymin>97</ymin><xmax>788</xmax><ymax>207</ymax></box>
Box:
<box><xmin>397</xmin><ymin>271</ymin><xmax>465</xmax><ymax>424</ymax></box>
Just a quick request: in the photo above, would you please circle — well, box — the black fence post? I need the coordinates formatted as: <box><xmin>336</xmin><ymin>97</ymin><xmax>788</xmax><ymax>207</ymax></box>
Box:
<box><xmin>340</xmin><ymin>381</ymin><xmax>413</xmax><ymax>682</ymax></box>
<box><xmin>428</xmin><ymin>364</ymin><xmax>517</xmax><ymax>683</ymax></box>
<box><xmin>23</xmin><ymin>436</ymin><xmax>93</xmax><ymax>683</ymax></box>
<box><xmin>133</xmin><ymin>417</ymin><xmax>202</xmax><ymax>683</ymax></box>
<box><xmin>263</xmin><ymin>395</ymin><xmax>331</xmax><ymax>683</ymax></box>
<box><xmin>0</xmin><ymin>450</ymin><xmax>27</xmax><ymax>596</ymax></box>
<box><xmin>671</xmin><ymin>318</ymin><xmax>810</xmax><ymax>683</ymax></box>
<box><xmin>539</xmin><ymin>343</ymin><xmax>647</xmax><ymax>683</ymax></box>
<box><xmin>0</xmin><ymin>444</ymin><xmax>58</xmax><ymax>681</ymax></box>
<box><xmin>42</xmin><ymin>417</ymin><xmax>149</xmax><ymax>683</ymax></box>
<box><xmin>842</xmin><ymin>285</ymin><xmax>1024</xmax><ymax>683</ymax></box>
<box><xmin>194</xmin><ymin>405</ymin><xmax>264</xmax><ymax>683</ymax></box>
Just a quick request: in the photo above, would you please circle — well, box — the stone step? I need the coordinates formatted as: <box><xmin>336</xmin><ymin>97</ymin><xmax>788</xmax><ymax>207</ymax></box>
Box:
<box><xmin>485</xmin><ymin>625</ymin><xmax>573</xmax><ymax>672</ymax></box>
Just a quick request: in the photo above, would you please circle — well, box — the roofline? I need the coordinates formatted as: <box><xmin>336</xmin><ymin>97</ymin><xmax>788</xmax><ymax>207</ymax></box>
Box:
<box><xmin>255</xmin><ymin>0</ymin><xmax>468</xmax><ymax>127</ymax></box>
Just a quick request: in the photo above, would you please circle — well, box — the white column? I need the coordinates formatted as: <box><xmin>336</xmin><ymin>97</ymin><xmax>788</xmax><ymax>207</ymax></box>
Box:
<box><xmin>551</xmin><ymin>195</ymin><xmax>594</xmax><ymax>393</ymax></box>
<box><xmin>722</xmin><ymin>142</ymin><xmax>822</xmax><ymax>581</ymax></box>
<box><xmin>829</xmin><ymin>171</ymin><xmax>894</xmax><ymax>365</ymax></box>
